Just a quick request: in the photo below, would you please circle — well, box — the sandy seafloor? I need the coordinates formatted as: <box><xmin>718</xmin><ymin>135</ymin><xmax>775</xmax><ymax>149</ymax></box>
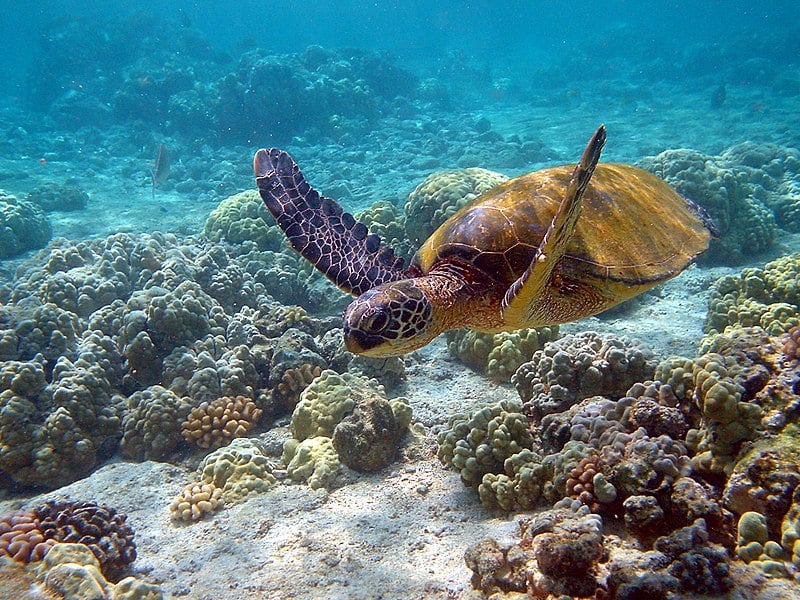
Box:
<box><xmin>1</xmin><ymin>35</ymin><xmax>800</xmax><ymax>598</ymax></box>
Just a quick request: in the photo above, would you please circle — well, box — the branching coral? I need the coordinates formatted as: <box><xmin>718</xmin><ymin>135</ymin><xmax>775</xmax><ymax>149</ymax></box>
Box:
<box><xmin>181</xmin><ymin>395</ymin><xmax>262</xmax><ymax>450</ymax></box>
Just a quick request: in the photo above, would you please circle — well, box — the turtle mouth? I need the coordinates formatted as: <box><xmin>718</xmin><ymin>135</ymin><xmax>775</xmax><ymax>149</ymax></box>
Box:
<box><xmin>343</xmin><ymin>326</ymin><xmax>385</xmax><ymax>355</ymax></box>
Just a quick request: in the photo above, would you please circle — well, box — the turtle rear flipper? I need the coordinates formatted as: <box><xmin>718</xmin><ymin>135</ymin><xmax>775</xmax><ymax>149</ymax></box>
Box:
<box><xmin>254</xmin><ymin>148</ymin><xmax>406</xmax><ymax>296</ymax></box>
<box><xmin>501</xmin><ymin>125</ymin><xmax>607</xmax><ymax>326</ymax></box>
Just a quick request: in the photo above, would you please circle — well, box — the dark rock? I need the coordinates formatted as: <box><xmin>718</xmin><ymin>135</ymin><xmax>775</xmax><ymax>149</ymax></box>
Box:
<box><xmin>333</xmin><ymin>395</ymin><xmax>402</xmax><ymax>471</ymax></box>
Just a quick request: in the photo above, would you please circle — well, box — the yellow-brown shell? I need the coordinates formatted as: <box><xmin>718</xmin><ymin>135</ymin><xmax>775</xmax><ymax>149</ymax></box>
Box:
<box><xmin>413</xmin><ymin>164</ymin><xmax>713</xmax><ymax>293</ymax></box>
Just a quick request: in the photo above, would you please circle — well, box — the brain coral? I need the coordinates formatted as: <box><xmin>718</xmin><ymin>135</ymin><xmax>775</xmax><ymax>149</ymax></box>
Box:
<box><xmin>705</xmin><ymin>253</ymin><xmax>800</xmax><ymax>336</ymax></box>
<box><xmin>404</xmin><ymin>167</ymin><xmax>508</xmax><ymax>245</ymax></box>
<box><xmin>0</xmin><ymin>191</ymin><xmax>52</xmax><ymax>259</ymax></box>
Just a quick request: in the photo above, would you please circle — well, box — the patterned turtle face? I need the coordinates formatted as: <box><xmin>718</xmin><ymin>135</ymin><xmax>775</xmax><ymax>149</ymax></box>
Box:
<box><xmin>343</xmin><ymin>279</ymin><xmax>434</xmax><ymax>357</ymax></box>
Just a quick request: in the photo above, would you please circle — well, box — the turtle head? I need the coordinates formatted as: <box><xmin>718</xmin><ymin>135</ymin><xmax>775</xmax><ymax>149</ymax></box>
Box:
<box><xmin>343</xmin><ymin>279</ymin><xmax>436</xmax><ymax>357</ymax></box>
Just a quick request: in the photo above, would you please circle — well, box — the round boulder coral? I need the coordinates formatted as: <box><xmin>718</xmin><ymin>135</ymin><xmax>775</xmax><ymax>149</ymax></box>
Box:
<box><xmin>404</xmin><ymin>167</ymin><xmax>508</xmax><ymax>245</ymax></box>
<box><xmin>203</xmin><ymin>189</ymin><xmax>285</xmax><ymax>250</ymax></box>
<box><xmin>0</xmin><ymin>191</ymin><xmax>52</xmax><ymax>259</ymax></box>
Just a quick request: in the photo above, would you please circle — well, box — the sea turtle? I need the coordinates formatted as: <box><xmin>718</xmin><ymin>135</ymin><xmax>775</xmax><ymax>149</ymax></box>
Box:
<box><xmin>254</xmin><ymin>126</ymin><xmax>716</xmax><ymax>357</ymax></box>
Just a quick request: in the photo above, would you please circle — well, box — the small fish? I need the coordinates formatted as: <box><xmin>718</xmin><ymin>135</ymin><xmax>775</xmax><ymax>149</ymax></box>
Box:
<box><xmin>151</xmin><ymin>143</ymin><xmax>170</xmax><ymax>199</ymax></box>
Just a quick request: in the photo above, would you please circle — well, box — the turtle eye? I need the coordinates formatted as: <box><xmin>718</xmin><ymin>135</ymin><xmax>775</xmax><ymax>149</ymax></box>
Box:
<box><xmin>362</xmin><ymin>309</ymin><xmax>389</xmax><ymax>333</ymax></box>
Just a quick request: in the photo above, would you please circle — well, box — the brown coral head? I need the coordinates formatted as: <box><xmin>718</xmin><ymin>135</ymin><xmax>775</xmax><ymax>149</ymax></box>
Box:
<box><xmin>182</xmin><ymin>395</ymin><xmax>263</xmax><ymax>449</ymax></box>
<box><xmin>0</xmin><ymin>509</ymin><xmax>56</xmax><ymax>563</ymax></box>
<box><xmin>783</xmin><ymin>325</ymin><xmax>800</xmax><ymax>362</ymax></box>
<box><xmin>33</xmin><ymin>500</ymin><xmax>136</xmax><ymax>582</ymax></box>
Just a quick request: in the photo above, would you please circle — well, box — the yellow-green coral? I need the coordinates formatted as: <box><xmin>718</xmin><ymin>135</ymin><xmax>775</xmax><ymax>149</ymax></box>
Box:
<box><xmin>478</xmin><ymin>448</ymin><xmax>548</xmax><ymax>511</ymax></box>
<box><xmin>282</xmin><ymin>436</ymin><xmax>339</xmax><ymax>489</ymax></box>
<box><xmin>355</xmin><ymin>200</ymin><xmax>413</xmax><ymax>262</ymax></box>
<box><xmin>446</xmin><ymin>326</ymin><xmax>559</xmax><ymax>382</ymax></box>
<box><xmin>203</xmin><ymin>189</ymin><xmax>285</xmax><ymax>250</ymax></box>
<box><xmin>685</xmin><ymin>353</ymin><xmax>763</xmax><ymax>474</ymax></box>
<box><xmin>706</xmin><ymin>253</ymin><xmax>800</xmax><ymax>336</ymax></box>
<box><xmin>290</xmin><ymin>370</ymin><xmax>382</xmax><ymax>441</ymax></box>
<box><xmin>404</xmin><ymin>168</ymin><xmax>508</xmax><ymax>245</ymax></box>
<box><xmin>198</xmin><ymin>437</ymin><xmax>277</xmax><ymax>502</ymax></box>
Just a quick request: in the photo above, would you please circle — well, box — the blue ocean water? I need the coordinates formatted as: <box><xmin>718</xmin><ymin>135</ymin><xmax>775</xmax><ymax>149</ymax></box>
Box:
<box><xmin>0</xmin><ymin>2</ymin><xmax>800</xmax><ymax>598</ymax></box>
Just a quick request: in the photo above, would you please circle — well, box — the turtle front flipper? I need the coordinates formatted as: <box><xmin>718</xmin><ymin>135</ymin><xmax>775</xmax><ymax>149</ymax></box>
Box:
<box><xmin>254</xmin><ymin>148</ymin><xmax>407</xmax><ymax>296</ymax></box>
<box><xmin>501</xmin><ymin>125</ymin><xmax>607</xmax><ymax>326</ymax></box>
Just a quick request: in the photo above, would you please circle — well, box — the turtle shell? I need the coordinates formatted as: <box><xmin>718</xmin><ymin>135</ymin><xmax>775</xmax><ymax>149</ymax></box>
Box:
<box><xmin>412</xmin><ymin>164</ymin><xmax>713</xmax><ymax>291</ymax></box>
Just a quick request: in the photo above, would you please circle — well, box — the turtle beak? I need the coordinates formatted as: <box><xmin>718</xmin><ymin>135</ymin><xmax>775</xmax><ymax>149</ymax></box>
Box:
<box><xmin>343</xmin><ymin>324</ymin><xmax>381</xmax><ymax>355</ymax></box>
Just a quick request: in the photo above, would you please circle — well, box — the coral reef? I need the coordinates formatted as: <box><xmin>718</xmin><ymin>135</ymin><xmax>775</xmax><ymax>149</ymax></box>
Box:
<box><xmin>0</xmin><ymin>229</ymin><xmax>363</xmax><ymax>488</ymax></box>
<box><xmin>37</xmin><ymin>542</ymin><xmax>162</xmax><ymax>599</ymax></box>
<box><xmin>705</xmin><ymin>253</ymin><xmax>800</xmax><ymax>336</ymax></box>
<box><xmin>0</xmin><ymin>191</ymin><xmax>52</xmax><ymax>259</ymax></box>
<box><xmin>0</xmin><ymin>340</ymin><xmax>123</xmax><ymax>487</ymax></box>
<box><xmin>639</xmin><ymin>141</ymin><xmax>800</xmax><ymax>265</ymax></box>
<box><xmin>445</xmin><ymin>326</ymin><xmax>559</xmax><ymax>382</ymax></box>
<box><xmin>1</xmin><ymin>500</ymin><xmax>137</xmax><ymax>586</ymax></box>
<box><xmin>282</xmin><ymin>436</ymin><xmax>340</xmax><ymax>490</ymax></box>
<box><xmin>638</xmin><ymin>147</ymin><xmax>773</xmax><ymax>264</ymax></box>
<box><xmin>437</xmin><ymin>398</ymin><xmax>534</xmax><ymax>489</ymax></box>
<box><xmin>465</xmin><ymin>503</ymin><xmax>734</xmax><ymax>598</ymax></box>
<box><xmin>0</xmin><ymin>509</ymin><xmax>56</xmax><ymax>563</ymax></box>
<box><xmin>512</xmin><ymin>331</ymin><xmax>656</xmax><ymax>420</ymax></box>
<box><xmin>120</xmin><ymin>386</ymin><xmax>192</xmax><ymax>461</ymax></box>
<box><xmin>404</xmin><ymin>167</ymin><xmax>508</xmax><ymax>245</ymax></box>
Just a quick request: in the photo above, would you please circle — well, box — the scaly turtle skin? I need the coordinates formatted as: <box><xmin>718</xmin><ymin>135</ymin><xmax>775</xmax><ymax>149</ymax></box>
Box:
<box><xmin>254</xmin><ymin>126</ymin><xmax>716</xmax><ymax>357</ymax></box>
